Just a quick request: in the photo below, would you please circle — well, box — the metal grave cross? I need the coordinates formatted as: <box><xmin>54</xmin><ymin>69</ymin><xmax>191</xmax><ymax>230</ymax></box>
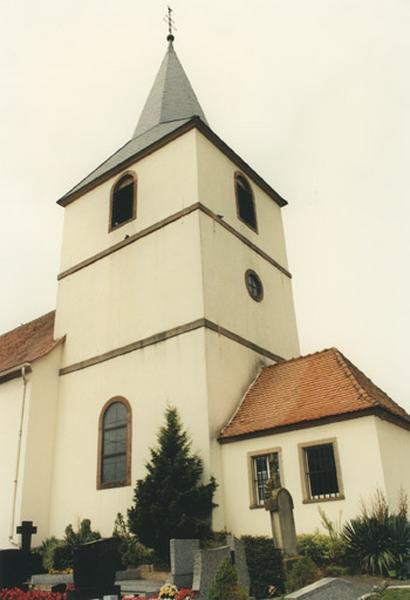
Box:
<box><xmin>16</xmin><ymin>520</ymin><xmax>37</xmax><ymax>552</ymax></box>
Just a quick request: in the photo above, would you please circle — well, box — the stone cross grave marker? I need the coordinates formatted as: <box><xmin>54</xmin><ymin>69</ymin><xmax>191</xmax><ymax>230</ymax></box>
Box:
<box><xmin>16</xmin><ymin>521</ymin><xmax>37</xmax><ymax>552</ymax></box>
<box><xmin>264</xmin><ymin>486</ymin><xmax>298</xmax><ymax>557</ymax></box>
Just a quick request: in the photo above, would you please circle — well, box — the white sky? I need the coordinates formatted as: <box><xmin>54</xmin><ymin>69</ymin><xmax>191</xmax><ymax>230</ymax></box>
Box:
<box><xmin>0</xmin><ymin>0</ymin><xmax>409</xmax><ymax>409</ymax></box>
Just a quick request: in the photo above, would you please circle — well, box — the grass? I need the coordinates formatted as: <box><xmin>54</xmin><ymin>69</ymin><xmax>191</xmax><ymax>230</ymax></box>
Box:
<box><xmin>379</xmin><ymin>590</ymin><xmax>410</xmax><ymax>599</ymax></box>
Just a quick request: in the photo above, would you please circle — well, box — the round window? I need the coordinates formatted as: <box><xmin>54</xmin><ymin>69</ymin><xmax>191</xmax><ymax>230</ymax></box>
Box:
<box><xmin>245</xmin><ymin>270</ymin><xmax>264</xmax><ymax>302</ymax></box>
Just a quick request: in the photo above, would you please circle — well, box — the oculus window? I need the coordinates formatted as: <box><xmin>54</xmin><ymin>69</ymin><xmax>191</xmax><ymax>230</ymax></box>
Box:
<box><xmin>245</xmin><ymin>269</ymin><xmax>264</xmax><ymax>302</ymax></box>
<box><xmin>98</xmin><ymin>398</ymin><xmax>131</xmax><ymax>489</ymax></box>
<box><xmin>235</xmin><ymin>173</ymin><xmax>257</xmax><ymax>232</ymax></box>
<box><xmin>110</xmin><ymin>174</ymin><xmax>136</xmax><ymax>230</ymax></box>
<box><xmin>251</xmin><ymin>452</ymin><xmax>281</xmax><ymax>506</ymax></box>
<box><xmin>302</xmin><ymin>442</ymin><xmax>341</xmax><ymax>501</ymax></box>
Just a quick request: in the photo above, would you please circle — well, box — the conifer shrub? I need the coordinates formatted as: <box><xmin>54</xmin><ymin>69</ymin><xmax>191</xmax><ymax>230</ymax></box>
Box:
<box><xmin>128</xmin><ymin>407</ymin><xmax>217</xmax><ymax>562</ymax></box>
<box><xmin>241</xmin><ymin>536</ymin><xmax>285</xmax><ymax>598</ymax></box>
<box><xmin>207</xmin><ymin>558</ymin><xmax>248</xmax><ymax>600</ymax></box>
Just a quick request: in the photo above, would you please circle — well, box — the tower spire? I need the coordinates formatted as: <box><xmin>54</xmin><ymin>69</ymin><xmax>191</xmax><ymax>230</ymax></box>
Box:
<box><xmin>132</xmin><ymin>26</ymin><xmax>208</xmax><ymax>140</ymax></box>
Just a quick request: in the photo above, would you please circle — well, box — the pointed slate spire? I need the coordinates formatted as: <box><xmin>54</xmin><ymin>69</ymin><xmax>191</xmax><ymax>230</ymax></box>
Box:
<box><xmin>133</xmin><ymin>39</ymin><xmax>208</xmax><ymax>139</ymax></box>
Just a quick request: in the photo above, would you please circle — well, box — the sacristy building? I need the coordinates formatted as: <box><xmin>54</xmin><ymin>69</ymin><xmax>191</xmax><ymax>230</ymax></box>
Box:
<box><xmin>1</xmin><ymin>36</ymin><xmax>410</xmax><ymax>549</ymax></box>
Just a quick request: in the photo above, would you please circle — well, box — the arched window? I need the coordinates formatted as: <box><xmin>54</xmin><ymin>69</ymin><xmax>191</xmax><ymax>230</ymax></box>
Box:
<box><xmin>235</xmin><ymin>173</ymin><xmax>257</xmax><ymax>232</ymax></box>
<box><xmin>97</xmin><ymin>397</ymin><xmax>132</xmax><ymax>489</ymax></box>
<box><xmin>109</xmin><ymin>173</ymin><xmax>137</xmax><ymax>231</ymax></box>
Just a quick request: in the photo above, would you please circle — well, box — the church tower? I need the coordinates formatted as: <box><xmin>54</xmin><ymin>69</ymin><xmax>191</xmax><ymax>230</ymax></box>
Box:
<box><xmin>51</xmin><ymin>35</ymin><xmax>299</xmax><ymax>534</ymax></box>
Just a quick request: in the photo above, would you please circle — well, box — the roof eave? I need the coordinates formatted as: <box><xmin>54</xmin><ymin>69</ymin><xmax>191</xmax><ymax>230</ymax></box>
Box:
<box><xmin>57</xmin><ymin>117</ymin><xmax>287</xmax><ymax>208</ymax></box>
<box><xmin>0</xmin><ymin>335</ymin><xmax>65</xmax><ymax>383</ymax></box>
<box><xmin>0</xmin><ymin>363</ymin><xmax>32</xmax><ymax>384</ymax></box>
<box><xmin>218</xmin><ymin>406</ymin><xmax>410</xmax><ymax>444</ymax></box>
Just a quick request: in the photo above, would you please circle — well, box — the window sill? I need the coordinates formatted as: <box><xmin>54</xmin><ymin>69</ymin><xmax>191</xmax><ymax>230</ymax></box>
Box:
<box><xmin>108</xmin><ymin>215</ymin><xmax>136</xmax><ymax>233</ymax></box>
<box><xmin>249</xmin><ymin>503</ymin><xmax>265</xmax><ymax>510</ymax></box>
<box><xmin>97</xmin><ymin>480</ymin><xmax>131</xmax><ymax>490</ymax></box>
<box><xmin>302</xmin><ymin>494</ymin><xmax>345</xmax><ymax>505</ymax></box>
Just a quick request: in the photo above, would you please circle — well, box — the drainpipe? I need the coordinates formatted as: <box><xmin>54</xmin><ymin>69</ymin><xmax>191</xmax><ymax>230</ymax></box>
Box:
<box><xmin>8</xmin><ymin>363</ymin><xmax>31</xmax><ymax>546</ymax></box>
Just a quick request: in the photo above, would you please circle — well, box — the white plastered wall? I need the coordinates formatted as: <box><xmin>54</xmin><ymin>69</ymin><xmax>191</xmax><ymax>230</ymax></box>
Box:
<box><xmin>199</xmin><ymin>212</ymin><xmax>299</xmax><ymax>360</ymax></box>
<box><xmin>203</xmin><ymin>330</ymin><xmax>274</xmax><ymax>530</ymax></box>
<box><xmin>220</xmin><ymin>415</ymin><xmax>387</xmax><ymax>536</ymax></box>
<box><xmin>375</xmin><ymin>418</ymin><xmax>410</xmax><ymax>509</ymax></box>
<box><xmin>49</xmin><ymin>328</ymin><xmax>210</xmax><ymax>538</ymax></box>
<box><xmin>195</xmin><ymin>130</ymin><xmax>290</xmax><ymax>269</ymax></box>
<box><xmin>59</xmin><ymin>130</ymin><xmax>199</xmax><ymax>272</ymax></box>
<box><xmin>0</xmin><ymin>347</ymin><xmax>61</xmax><ymax>549</ymax></box>
<box><xmin>0</xmin><ymin>375</ymin><xmax>30</xmax><ymax>548</ymax></box>
<box><xmin>55</xmin><ymin>213</ymin><xmax>204</xmax><ymax>367</ymax></box>
<box><xmin>18</xmin><ymin>347</ymin><xmax>62</xmax><ymax>547</ymax></box>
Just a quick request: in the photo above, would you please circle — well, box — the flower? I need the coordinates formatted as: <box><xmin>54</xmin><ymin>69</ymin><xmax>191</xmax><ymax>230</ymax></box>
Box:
<box><xmin>159</xmin><ymin>583</ymin><xmax>178</xmax><ymax>599</ymax></box>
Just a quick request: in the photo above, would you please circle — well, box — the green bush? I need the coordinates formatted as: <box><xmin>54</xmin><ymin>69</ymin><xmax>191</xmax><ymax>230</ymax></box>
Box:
<box><xmin>285</xmin><ymin>556</ymin><xmax>321</xmax><ymax>593</ymax></box>
<box><xmin>297</xmin><ymin>533</ymin><xmax>332</xmax><ymax>567</ymax></box>
<box><xmin>52</xmin><ymin>544</ymin><xmax>74</xmax><ymax>571</ymax></box>
<box><xmin>113</xmin><ymin>513</ymin><xmax>154</xmax><ymax>568</ymax></box>
<box><xmin>242</xmin><ymin>535</ymin><xmax>285</xmax><ymax>599</ymax></box>
<box><xmin>297</xmin><ymin>533</ymin><xmax>347</xmax><ymax>568</ymax></box>
<box><xmin>324</xmin><ymin>564</ymin><xmax>349</xmax><ymax>577</ymax></box>
<box><xmin>43</xmin><ymin>519</ymin><xmax>101</xmax><ymax>571</ymax></box>
<box><xmin>207</xmin><ymin>558</ymin><xmax>248</xmax><ymax>600</ymax></box>
<box><xmin>37</xmin><ymin>537</ymin><xmax>63</xmax><ymax>572</ymax></box>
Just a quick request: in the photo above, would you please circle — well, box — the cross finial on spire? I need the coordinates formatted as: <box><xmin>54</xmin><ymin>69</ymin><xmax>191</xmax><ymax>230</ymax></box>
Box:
<box><xmin>164</xmin><ymin>6</ymin><xmax>176</xmax><ymax>43</ymax></box>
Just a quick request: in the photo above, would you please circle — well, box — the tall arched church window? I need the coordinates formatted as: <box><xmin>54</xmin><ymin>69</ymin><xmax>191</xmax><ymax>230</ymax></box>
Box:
<box><xmin>235</xmin><ymin>173</ymin><xmax>258</xmax><ymax>232</ymax></box>
<box><xmin>97</xmin><ymin>397</ymin><xmax>131</xmax><ymax>489</ymax></box>
<box><xmin>109</xmin><ymin>173</ymin><xmax>137</xmax><ymax>231</ymax></box>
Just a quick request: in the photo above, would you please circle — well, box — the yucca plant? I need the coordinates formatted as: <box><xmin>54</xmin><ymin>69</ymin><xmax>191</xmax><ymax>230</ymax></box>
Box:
<box><xmin>343</xmin><ymin>516</ymin><xmax>395</xmax><ymax>575</ymax></box>
<box><xmin>342</xmin><ymin>512</ymin><xmax>410</xmax><ymax>576</ymax></box>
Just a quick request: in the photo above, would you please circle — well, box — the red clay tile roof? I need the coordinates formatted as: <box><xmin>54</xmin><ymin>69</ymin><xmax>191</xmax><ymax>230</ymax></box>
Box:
<box><xmin>220</xmin><ymin>348</ymin><xmax>410</xmax><ymax>441</ymax></box>
<box><xmin>0</xmin><ymin>311</ymin><xmax>60</xmax><ymax>374</ymax></box>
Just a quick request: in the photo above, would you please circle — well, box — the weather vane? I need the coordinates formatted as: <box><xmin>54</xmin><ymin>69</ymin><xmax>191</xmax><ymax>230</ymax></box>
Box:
<box><xmin>164</xmin><ymin>6</ymin><xmax>176</xmax><ymax>42</ymax></box>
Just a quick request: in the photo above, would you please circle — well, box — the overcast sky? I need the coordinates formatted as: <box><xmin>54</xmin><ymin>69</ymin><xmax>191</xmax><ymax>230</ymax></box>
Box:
<box><xmin>0</xmin><ymin>0</ymin><xmax>409</xmax><ymax>409</ymax></box>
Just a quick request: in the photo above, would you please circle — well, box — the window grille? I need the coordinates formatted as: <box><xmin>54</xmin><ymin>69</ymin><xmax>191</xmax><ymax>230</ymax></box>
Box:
<box><xmin>253</xmin><ymin>452</ymin><xmax>281</xmax><ymax>505</ymax></box>
<box><xmin>305</xmin><ymin>443</ymin><xmax>339</xmax><ymax>500</ymax></box>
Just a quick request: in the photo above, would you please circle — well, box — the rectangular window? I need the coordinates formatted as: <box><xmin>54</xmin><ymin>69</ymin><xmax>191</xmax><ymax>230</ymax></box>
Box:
<box><xmin>252</xmin><ymin>452</ymin><xmax>281</xmax><ymax>505</ymax></box>
<box><xmin>304</xmin><ymin>443</ymin><xmax>340</xmax><ymax>500</ymax></box>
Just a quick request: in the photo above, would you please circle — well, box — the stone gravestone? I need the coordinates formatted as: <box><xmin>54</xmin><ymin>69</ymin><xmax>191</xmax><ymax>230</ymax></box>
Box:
<box><xmin>264</xmin><ymin>486</ymin><xmax>298</xmax><ymax>557</ymax></box>
<box><xmin>227</xmin><ymin>535</ymin><xmax>250</xmax><ymax>593</ymax></box>
<box><xmin>170</xmin><ymin>539</ymin><xmax>199</xmax><ymax>588</ymax></box>
<box><xmin>285</xmin><ymin>577</ymin><xmax>357</xmax><ymax>600</ymax></box>
<box><xmin>0</xmin><ymin>520</ymin><xmax>43</xmax><ymax>589</ymax></box>
<box><xmin>192</xmin><ymin>537</ymin><xmax>250</xmax><ymax>600</ymax></box>
<box><xmin>68</xmin><ymin>537</ymin><xmax>121</xmax><ymax>600</ymax></box>
<box><xmin>192</xmin><ymin>546</ymin><xmax>231</xmax><ymax>600</ymax></box>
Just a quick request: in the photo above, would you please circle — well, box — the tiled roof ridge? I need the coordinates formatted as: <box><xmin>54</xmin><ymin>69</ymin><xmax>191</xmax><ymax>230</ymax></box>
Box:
<box><xmin>332</xmin><ymin>348</ymin><xmax>376</xmax><ymax>408</ymax></box>
<box><xmin>0</xmin><ymin>310</ymin><xmax>56</xmax><ymax>341</ymax></box>
<box><xmin>261</xmin><ymin>346</ymin><xmax>338</xmax><ymax>373</ymax></box>
<box><xmin>220</xmin><ymin>365</ymin><xmax>267</xmax><ymax>436</ymax></box>
<box><xmin>335</xmin><ymin>349</ymin><xmax>410</xmax><ymax>419</ymax></box>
